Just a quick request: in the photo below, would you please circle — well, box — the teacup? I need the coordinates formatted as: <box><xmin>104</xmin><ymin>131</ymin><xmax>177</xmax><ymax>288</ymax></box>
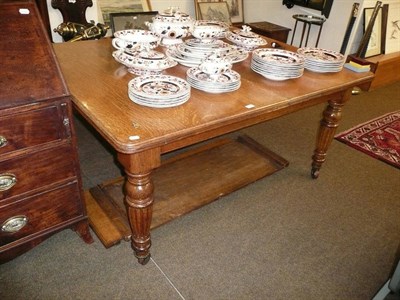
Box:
<box><xmin>112</xmin><ymin>29</ymin><xmax>160</xmax><ymax>52</ymax></box>
<box><xmin>199</xmin><ymin>52</ymin><xmax>232</xmax><ymax>79</ymax></box>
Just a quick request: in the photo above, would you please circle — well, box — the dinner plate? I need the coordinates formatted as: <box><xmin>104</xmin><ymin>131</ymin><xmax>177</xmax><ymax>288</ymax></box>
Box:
<box><xmin>128</xmin><ymin>75</ymin><xmax>191</xmax><ymax>108</ymax></box>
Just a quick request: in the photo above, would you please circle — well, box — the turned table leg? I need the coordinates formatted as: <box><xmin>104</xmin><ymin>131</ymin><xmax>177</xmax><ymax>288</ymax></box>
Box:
<box><xmin>118</xmin><ymin>149</ymin><xmax>161</xmax><ymax>265</ymax></box>
<box><xmin>311</xmin><ymin>88</ymin><xmax>352</xmax><ymax>178</ymax></box>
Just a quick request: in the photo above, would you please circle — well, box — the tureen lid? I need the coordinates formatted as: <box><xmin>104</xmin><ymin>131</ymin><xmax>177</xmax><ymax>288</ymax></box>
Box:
<box><xmin>233</xmin><ymin>25</ymin><xmax>259</xmax><ymax>38</ymax></box>
<box><xmin>157</xmin><ymin>7</ymin><xmax>191</xmax><ymax>20</ymax></box>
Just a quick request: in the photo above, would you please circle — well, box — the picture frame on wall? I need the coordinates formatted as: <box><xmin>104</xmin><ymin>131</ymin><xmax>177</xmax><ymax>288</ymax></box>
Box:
<box><xmin>363</xmin><ymin>7</ymin><xmax>383</xmax><ymax>57</ymax></box>
<box><xmin>98</xmin><ymin>0</ymin><xmax>152</xmax><ymax>25</ymax></box>
<box><xmin>225</xmin><ymin>0</ymin><xmax>243</xmax><ymax>24</ymax></box>
<box><xmin>195</xmin><ymin>0</ymin><xmax>222</xmax><ymax>20</ymax></box>
<box><xmin>198</xmin><ymin>2</ymin><xmax>232</xmax><ymax>24</ymax></box>
<box><xmin>385</xmin><ymin>2</ymin><xmax>400</xmax><ymax>54</ymax></box>
<box><xmin>195</xmin><ymin>0</ymin><xmax>243</xmax><ymax>24</ymax></box>
<box><xmin>109</xmin><ymin>11</ymin><xmax>158</xmax><ymax>34</ymax></box>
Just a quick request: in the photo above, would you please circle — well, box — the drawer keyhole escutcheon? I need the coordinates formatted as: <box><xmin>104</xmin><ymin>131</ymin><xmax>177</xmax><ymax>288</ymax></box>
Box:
<box><xmin>0</xmin><ymin>135</ymin><xmax>7</xmax><ymax>148</ymax></box>
<box><xmin>1</xmin><ymin>215</ymin><xmax>28</xmax><ymax>233</ymax></box>
<box><xmin>0</xmin><ymin>173</ymin><xmax>17</xmax><ymax>191</ymax></box>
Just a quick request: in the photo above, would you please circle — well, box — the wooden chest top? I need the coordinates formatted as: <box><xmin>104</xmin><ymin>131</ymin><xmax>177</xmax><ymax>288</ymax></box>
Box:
<box><xmin>0</xmin><ymin>0</ymin><xmax>68</xmax><ymax>109</ymax></box>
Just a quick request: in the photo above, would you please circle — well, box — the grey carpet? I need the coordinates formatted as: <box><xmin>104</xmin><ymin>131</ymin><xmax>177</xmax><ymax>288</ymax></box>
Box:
<box><xmin>1</xmin><ymin>82</ymin><xmax>399</xmax><ymax>300</ymax></box>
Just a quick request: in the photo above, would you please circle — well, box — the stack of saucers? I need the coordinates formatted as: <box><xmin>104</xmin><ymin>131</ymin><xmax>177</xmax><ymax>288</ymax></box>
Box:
<box><xmin>297</xmin><ymin>47</ymin><xmax>345</xmax><ymax>73</ymax></box>
<box><xmin>186</xmin><ymin>53</ymin><xmax>241</xmax><ymax>93</ymax></box>
<box><xmin>186</xmin><ymin>68</ymin><xmax>241</xmax><ymax>93</ymax></box>
<box><xmin>128</xmin><ymin>75</ymin><xmax>191</xmax><ymax>108</ymax></box>
<box><xmin>251</xmin><ymin>48</ymin><xmax>305</xmax><ymax>81</ymax></box>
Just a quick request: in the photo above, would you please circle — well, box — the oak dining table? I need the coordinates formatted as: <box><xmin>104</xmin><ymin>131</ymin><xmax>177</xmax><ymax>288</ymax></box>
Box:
<box><xmin>53</xmin><ymin>37</ymin><xmax>374</xmax><ymax>265</ymax></box>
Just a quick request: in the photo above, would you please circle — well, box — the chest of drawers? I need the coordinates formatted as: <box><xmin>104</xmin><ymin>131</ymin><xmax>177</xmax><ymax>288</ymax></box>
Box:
<box><xmin>0</xmin><ymin>0</ymin><xmax>92</xmax><ymax>262</ymax></box>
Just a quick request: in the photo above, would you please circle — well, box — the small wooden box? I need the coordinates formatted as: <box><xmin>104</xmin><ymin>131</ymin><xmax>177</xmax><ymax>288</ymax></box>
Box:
<box><xmin>246</xmin><ymin>21</ymin><xmax>291</xmax><ymax>43</ymax></box>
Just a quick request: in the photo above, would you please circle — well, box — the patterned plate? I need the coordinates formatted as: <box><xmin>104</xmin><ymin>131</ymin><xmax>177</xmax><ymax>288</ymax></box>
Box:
<box><xmin>297</xmin><ymin>47</ymin><xmax>345</xmax><ymax>63</ymax></box>
<box><xmin>252</xmin><ymin>48</ymin><xmax>304</xmax><ymax>66</ymax></box>
<box><xmin>128</xmin><ymin>75</ymin><xmax>190</xmax><ymax>100</ymax></box>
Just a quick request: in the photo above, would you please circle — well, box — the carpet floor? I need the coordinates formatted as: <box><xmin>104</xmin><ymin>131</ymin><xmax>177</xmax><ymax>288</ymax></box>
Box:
<box><xmin>1</xmin><ymin>82</ymin><xmax>399</xmax><ymax>300</ymax></box>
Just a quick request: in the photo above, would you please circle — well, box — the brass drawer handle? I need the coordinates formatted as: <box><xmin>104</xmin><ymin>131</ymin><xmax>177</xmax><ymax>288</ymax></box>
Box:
<box><xmin>0</xmin><ymin>135</ymin><xmax>7</xmax><ymax>148</ymax></box>
<box><xmin>0</xmin><ymin>173</ymin><xmax>17</xmax><ymax>191</ymax></box>
<box><xmin>1</xmin><ymin>215</ymin><xmax>28</xmax><ymax>233</ymax></box>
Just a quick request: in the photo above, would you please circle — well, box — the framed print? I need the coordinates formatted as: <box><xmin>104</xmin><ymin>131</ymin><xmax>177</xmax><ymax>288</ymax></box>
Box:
<box><xmin>109</xmin><ymin>11</ymin><xmax>158</xmax><ymax>34</ymax></box>
<box><xmin>385</xmin><ymin>2</ymin><xmax>400</xmax><ymax>54</ymax></box>
<box><xmin>363</xmin><ymin>7</ymin><xmax>382</xmax><ymax>57</ymax></box>
<box><xmin>225</xmin><ymin>0</ymin><xmax>243</xmax><ymax>24</ymax></box>
<box><xmin>194</xmin><ymin>0</ymin><xmax>222</xmax><ymax>20</ymax></box>
<box><xmin>195</xmin><ymin>0</ymin><xmax>243</xmax><ymax>24</ymax></box>
<box><xmin>198</xmin><ymin>2</ymin><xmax>232</xmax><ymax>24</ymax></box>
<box><xmin>98</xmin><ymin>0</ymin><xmax>152</xmax><ymax>25</ymax></box>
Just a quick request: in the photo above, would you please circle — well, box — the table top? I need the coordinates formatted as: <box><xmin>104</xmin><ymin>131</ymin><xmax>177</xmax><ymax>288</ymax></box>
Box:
<box><xmin>53</xmin><ymin>38</ymin><xmax>373</xmax><ymax>154</ymax></box>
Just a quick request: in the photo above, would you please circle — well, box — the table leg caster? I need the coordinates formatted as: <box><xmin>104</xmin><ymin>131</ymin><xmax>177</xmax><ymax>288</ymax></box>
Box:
<box><xmin>311</xmin><ymin>168</ymin><xmax>320</xmax><ymax>179</ymax></box>
<box><xmin>137</xmin><ymin>254</ymin><xmax>151</xmax><ymax>265</ymax></box>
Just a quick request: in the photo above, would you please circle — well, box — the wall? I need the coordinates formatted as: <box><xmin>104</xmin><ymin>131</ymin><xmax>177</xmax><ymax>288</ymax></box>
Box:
<box><xmin>48</xmin><ymin>0</ymin><xmax>398</xmax><ymax>57</ymax></box>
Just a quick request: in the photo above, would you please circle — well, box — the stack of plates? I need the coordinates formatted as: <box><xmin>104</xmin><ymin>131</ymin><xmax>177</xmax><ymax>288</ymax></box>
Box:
<box><xmin>128</xmin><ymin>75</ymin><xmax>191</xmax><ymax>108</ymax></box>
<box><xmin>166</xmin><ymin>39</ymin><xmax>248</xmax><ymax>67</ymax></box>
<box><xmin>297</xmin><ymin>47</ymin><xmax>345</xmax><ymax>73</ymax></box>
<box><xmin>186</xmin><ymin>68</ymin><xmax>241</xmax><ymax>93</ymax></box>
<box><xmin>251</xmin><ymin>48</ymin><xmax>305</xmax><ymax>81</ymax></box>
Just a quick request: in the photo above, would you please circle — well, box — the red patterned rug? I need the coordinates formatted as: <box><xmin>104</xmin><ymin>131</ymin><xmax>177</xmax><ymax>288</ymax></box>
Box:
<box><xmin>335</xmin><ymin>111</ymin><xmax>400</xmax><ymax>169</ymax></box>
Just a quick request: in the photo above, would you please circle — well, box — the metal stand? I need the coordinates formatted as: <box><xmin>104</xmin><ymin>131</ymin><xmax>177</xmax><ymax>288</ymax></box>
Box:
<box><xmin>290</xmin><ymin>14</ymin><xmax>325</xmax><ymax>47</ymax></box>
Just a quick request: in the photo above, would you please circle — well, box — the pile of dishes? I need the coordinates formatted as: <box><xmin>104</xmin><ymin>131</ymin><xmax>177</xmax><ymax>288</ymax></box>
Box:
<box><xmin>145</xmin><ymin>8</ymin><xmax>194</xmax><ymax>46</ymax></box>
<box><xmin>128</xmin><ymin>75</ymin><xmax>191</xmax><ymax>108</ymax></box>
<box><xmin>251</xmin><ymin>48</ymin><xmax>305</xmax><ymax>81</ymax></box>
<box><xmin>113</xmin><ymin>49</ymin><xmax>177</xmax><ymax>75</ymax></box>
<box><xmin>297</xmin><ymin>47</ymin><xmax>345</xmax><ymax>73</ymax></box>
<box><xmin>186</xmin><ymin>53</ymin><xmax>241</xmax><ymax>93</ymax></box>
<box><xmin>112</xmin><ymin>29</ymin><xmax>160</xmax><ymax>52</ymax></box>
<box><xmin>112</xmin><ymin>29</ymin><xmax>178</xmax><ymax>75</ymax></box>
<box><xmin>226</xmin><ymin>25</ymin><xmax>267</xmax><ymax>51</ymax></box>
<box><xmin>166</xmin><ymin>39</ymin><xmax>248</xmax><ymax>67</ymax></box>
<box><xmin>191</xmin><ymin>20</ymin><xmax>229</xmax><ymax>42</ymax></box>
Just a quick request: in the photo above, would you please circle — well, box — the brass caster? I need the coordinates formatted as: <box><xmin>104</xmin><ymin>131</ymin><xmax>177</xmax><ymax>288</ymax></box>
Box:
<box><xmin>311</xmin><ymin>168</ymin><xmax>319</xmax><ymax>179</ymax></box>
<box><xmin>137</xmin><ymin>254</ymin><xmax>151</xmax><ymax>265</ymax></box>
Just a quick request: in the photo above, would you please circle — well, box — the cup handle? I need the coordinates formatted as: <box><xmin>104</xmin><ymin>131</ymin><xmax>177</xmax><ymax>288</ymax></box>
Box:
<box><xmin>112</xmin><ymin>38</ymin><xmax>125</xmax><ymax>49</ymax></box>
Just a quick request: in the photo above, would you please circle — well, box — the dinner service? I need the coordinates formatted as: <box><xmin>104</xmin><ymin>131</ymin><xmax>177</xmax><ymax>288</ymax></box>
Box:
<box><xmin>198</xmin><ymin>53</ymin><xmax>232</xmax><ymax>80</ymax></box>
<box><xmin>190</xmin><ymin>20</ymin><xmax>229</xmax><ymax>42</ymax></box>
<box><xmin>297</xmin><ymin>47</ymin><xmax>345</xmax><ymax>73</ymax></box>
<box><xmin>128</xmin><ymin>75</ymin><xmax>191</xmax><ymax>108</ymax></box>
<box><xmin>166</xmin><ymin>40</ymin><xmax>248</xmax><ymax>67</ymax></box>
<box><xmin>226</xmin><ymin>25</ymin><xmax>267</xmax><ymax>51</ymax></box>
<box><xmin>146</xmin><ymin>8</ymin><xmax>194</xmax><ymax>46</ymax></box>
<box><xmin>186</xmin><ymin>67</ymin><xmax>241</xmax><ymax>93</ymax></box>
<box><xmin>251</xmin><ymin>48</ymin><xmax>304</xmax><ymax>81</ymax></box>
<box><xmin>112</xmin><ymin>50</ymin><xmax>177</xmax><ymax>75</ymax></box>
<box><xmin>112</xmin><ymin>29</ymin><xmax>160</xmax><ymax>52</ymax></box>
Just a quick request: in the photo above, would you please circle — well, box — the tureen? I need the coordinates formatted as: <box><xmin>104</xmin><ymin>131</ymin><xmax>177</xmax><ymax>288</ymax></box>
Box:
<box><xmin>146</xmin><ymin>7</ymin><xmax>194</xmax><ymax>46</ymax></box>
<box><xmin>112</xmin><ymin>50</ymin><xmax>177</xmax><ymax>75</ymax></box>
<box><xmin>191</xmin><ymin>20</ymin><xmax>229</xmax><ymax>42</ymax></box>
<box><xmin>226</xmin><ymin>25</ymin><xmax>267</xmax><ymax>51</ymax></box>
<box><xmin>112</xmin><ymin>29</ymin><xmax>160</xmax><ymax>52</ymax></box>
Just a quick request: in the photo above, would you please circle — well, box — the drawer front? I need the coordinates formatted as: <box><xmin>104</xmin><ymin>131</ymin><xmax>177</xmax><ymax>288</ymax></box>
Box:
<box><xmin>0</xmin><ymin>145</ymin><xmax>77</xmax><ymax>200</ymax></box>
<box><xmin>0</xmin><ymin>183</ymin><xmax>83</xmax><ymax>246</ymax></box>
<box><xmin>0</xmin><ymin>105</ymin><xmax>64</xmax><ymax>155</ymax></box>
